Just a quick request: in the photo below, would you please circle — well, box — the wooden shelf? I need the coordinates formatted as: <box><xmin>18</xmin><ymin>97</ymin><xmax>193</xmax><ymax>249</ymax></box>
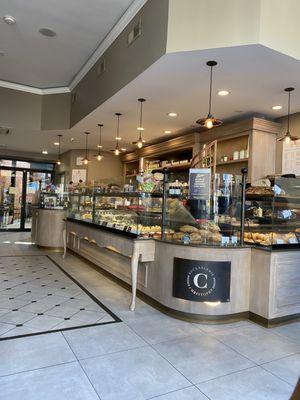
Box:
<box><xmin>217</xmin><ymin>158</ymin><xmax>248</xmax><ymax>166</ymax></box>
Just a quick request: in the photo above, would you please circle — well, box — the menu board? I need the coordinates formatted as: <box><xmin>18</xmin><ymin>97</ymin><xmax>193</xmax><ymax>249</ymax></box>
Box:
<box><xmin>71</xmin><ymin>169</ymin><xmax>86</xmax><ymax>184</ymax></box>
<box><xmin>188</xmin><ymin>168</ymin><xmax>211</xmax><ymax>200</ymax></box>
<box><xmin>282</xmin><ymin>141</ymin><xmax>300</xmax><ymax>175</ymax></box>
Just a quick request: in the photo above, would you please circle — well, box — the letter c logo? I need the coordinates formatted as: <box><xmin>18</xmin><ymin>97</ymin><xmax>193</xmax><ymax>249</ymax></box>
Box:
<box><xmin>193</xmin><ymin>273</ymin><xmax>208</xmax><ymax>289</ymax></box>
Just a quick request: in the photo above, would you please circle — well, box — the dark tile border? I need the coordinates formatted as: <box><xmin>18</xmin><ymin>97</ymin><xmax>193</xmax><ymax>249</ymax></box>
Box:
<box><xmin>0</xmin><ymin>254</ymin><xmax>121</xmax><ymax>341</ymax></box>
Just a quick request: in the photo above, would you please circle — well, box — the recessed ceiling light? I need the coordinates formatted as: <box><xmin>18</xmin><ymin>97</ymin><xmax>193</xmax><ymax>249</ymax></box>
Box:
<box><xmin>42</xmin><ymin>150</ymin><xmax>48</xmax><ymax>155</ymax></box>
<box><xmin>39</xmin><ymin>28</ymin><xmax>57</xmax><ymax>37</ymax></box>
<box><xmin>272</xmin><ymin>105</ymin><xmax>282</xmax><ymax>110</ymax></box>
<box><xmin>70</xmin><ymin>137</ymin><xmax>75</xmax><ymax>142</ymax></box>
<box><xmin>3</xmin><ymin>15</ymin><xmax>16</xmax><ymax>25</ymax></box>
<box><xmin>54</xmin><ymin>142</ymin><xmax>59</xmax><ymax>146</ymax></box>
<box><xmin>218</xmin><ymin>90</ymin><xmax>230</xmax><ymax>96</ymax></box>
<box><xmin>164</xmin><ymin>130</ymin><xmax>171</xmax><ymax>134</ymax></box>
<box><xmin>167</xmin><ymin>112</ymin><xmax>177</xmax><ymax>117</ymax></box>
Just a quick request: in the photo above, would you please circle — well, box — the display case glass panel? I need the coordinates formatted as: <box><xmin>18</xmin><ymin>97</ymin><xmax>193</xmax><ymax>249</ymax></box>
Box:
<box><xmin>244</xmin><ymin>177</ymin><xmax>300</xmax><ymax>248</ymax></box>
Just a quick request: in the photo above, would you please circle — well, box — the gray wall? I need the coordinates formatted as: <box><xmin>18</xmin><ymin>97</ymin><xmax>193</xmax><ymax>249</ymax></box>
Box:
<box><xmin>70</xmin><ymin>0</ymin><xmax>169</xmax><ymax>127</ymax></box>
<box><xmin>57</xmin><ymin>149</ymin><xmax>123</xmax><ymax>183</ymax></box>
<box><xmin>41</xmin><ymin>93</ymin><xmax>71</xmax><ymax>130</ymax></box>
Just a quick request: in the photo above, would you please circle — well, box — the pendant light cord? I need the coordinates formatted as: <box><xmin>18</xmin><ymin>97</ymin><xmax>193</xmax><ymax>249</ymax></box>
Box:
<box><xmin>287</xmin><ymin>90</ymin><xmax>291</xmax><ymax>134</ymax></box>
<box><xmin>139</xmin><ymin>100</ymin><xmax>143</xmax><ymax>140</ymax></box>
<box><xmin>85</xmin><ymin>133</ymin><xmax>88</xmax><ymax>159</ymax></box>
<box><xmin>116</xmin><ymin>114</ymin><xmax>120</xmax><ymax>149</ymax></box>
<box><xmin>98</xmin><ymin>125</ymin><xmax>102</xmax><ymax>155</ymax></box>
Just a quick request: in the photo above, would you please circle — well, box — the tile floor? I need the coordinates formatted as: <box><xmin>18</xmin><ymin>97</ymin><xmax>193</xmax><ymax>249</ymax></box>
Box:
<box><xmin>0</xmin><ymin>233</ymin><xmax>299</xmax><ymax>399</ymax></box>
<box><xmin>0</xmin><ymin>254</ymin><xmax>117</xmax><ymax>339</ymax></box>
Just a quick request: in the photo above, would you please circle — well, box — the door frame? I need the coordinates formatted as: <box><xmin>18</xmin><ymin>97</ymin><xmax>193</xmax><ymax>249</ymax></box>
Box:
<box><xmin>0</xmin><ymin>166</ymin><xmax>55</xmax><ymax>232</ymax></box>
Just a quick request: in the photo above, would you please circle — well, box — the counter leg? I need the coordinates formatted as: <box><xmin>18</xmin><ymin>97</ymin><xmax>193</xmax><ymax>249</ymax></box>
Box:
<box><xmin>130</xmin><ymin>246</ymin><xmax>140</xmax><ymax>311</ymax></box>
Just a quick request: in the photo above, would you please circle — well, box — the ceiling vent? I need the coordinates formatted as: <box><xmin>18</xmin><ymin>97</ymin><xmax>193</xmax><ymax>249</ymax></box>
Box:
<box><xmin>127</xmin><ymin>19</ymin><xmax>142</xmax><ymax>46</ymax></box>
<box><xmin>97</xmin><ymin>60</ymin><xmax>105</xmax><ymax>77</ymax></box>
<box><xmin>0</xmin><ymin>126</ymin><xmax>12</xmax><ymax>135</ymax></box>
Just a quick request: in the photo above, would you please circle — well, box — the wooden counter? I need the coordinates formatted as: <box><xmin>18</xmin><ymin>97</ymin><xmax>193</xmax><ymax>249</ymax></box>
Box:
<box><xmin>31</xmin><ymin>208</ymin><xmax>67</xmax><ymax>249</ymax></box>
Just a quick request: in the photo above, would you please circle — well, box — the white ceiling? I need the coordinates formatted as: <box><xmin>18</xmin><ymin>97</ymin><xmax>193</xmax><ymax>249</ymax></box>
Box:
<box><xmin>1</xmin><ymin>44</ymin><xmax>300</xmax><ymax>157</ymax></box>
<box><xmin>0</xmin><ymin>0</ymin><xmax>135</xmax><ymax>88</ymax></box>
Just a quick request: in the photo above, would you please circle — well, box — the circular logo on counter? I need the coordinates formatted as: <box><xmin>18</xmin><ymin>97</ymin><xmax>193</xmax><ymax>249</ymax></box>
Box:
<box><xmin>186</xmin><ymin>265</ymin><xmax>216</xmax><ymax>297</ymax></box>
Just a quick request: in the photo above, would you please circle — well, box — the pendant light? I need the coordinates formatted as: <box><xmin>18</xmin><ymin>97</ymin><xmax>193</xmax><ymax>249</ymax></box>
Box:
<box><xmin>196</xmin><ymin>60</ymin><xmax>223</xmax><ymax>129</ymax></box>
<box><xmin>83</xmin><ymin>131</ymin><xmax>90</xmax><ymax>165</ymax></box>
<box><xmin>112</xmin><ymin>113</ymin><xmax>122</xmax><ymax>156</ymax></box>
<box><xmin>132</xmin><ymin>98</ymin><xmax>146</xmax><ymax>148</ymax></box>
<box><xmin>96</xmin><ymin>124</ymin><xmax>103</xmax><ymax>161</ymax></box>
<box><xmin>277</xmin><ymin>87</ymin><xmax>299</xmax><ymax>144</ymax></box>
<box><xmin>56</xmin><ymin>134</ymin><xmax>62</xmax><ymax>165</ymax></box>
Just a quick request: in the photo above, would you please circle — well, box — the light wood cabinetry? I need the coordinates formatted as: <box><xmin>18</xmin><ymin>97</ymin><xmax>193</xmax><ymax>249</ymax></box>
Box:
<box><xmin>122</xmin><ymin>118</ymin><xmax>281</xmax><ymax>183</ymax></box>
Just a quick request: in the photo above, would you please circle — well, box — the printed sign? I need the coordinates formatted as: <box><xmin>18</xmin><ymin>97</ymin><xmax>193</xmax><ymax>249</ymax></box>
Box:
<box><xmin>71</xmin><ymin>169</ymin><xmax>86</xmax><ymax>184</ymax></box>
<box><xmin>173</xmin><ymin>257</ymin><xmax>231</xmax><ymax>302</ymax></box>
<box><xmin>189</xmin><ymin>168</ymin><xmax>211</xmax><ymax>200</ymax></box>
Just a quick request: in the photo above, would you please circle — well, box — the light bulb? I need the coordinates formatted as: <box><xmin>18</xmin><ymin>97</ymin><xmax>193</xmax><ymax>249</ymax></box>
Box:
<box><xmin>114</xmin><ymin>148</ymin><xmax>120</xmax><ymax>156</ymax></box>
<box><xmin>137</xmin><ymin>140</ymin><xmax>143</xmax><ymax>149</ymax></box>
<box><xmin>83</xmin><ymin>158</ymin><xmax>89</xmax><ymax>165</ymax></box>
<box><xmin>284</xmin><ymin>135</ymin><xmax>291</xmax><ymax>144</ymax></box>
<box><xmin>137</xmin><ymin>127</ymin><xmax>144</xmax><ymax>131</ymax></box>
<box><xmin>205</xmin><ymin>118</ymin><xmax>213</xmax><ymax>129</ymax></box>
<box><xmin>57</xmin><ymin>160</ymin><xmax>61</xmax><ymax>165</ymax></box>
<box><xmin>97</xmin><ymin>154</ymin><xmax>102</xmax><ymax>161</ymax></box>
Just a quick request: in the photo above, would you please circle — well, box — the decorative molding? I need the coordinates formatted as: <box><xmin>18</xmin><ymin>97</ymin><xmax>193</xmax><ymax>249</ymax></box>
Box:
<box><xmin>0</xmin><ymin>80</ymin><xmax>70</xmax><ymax>95</ymax></box>
<box><xmin>0</xmin><ymin>0</ymin><xmax>148</xmax><ymax>95</ymax></box>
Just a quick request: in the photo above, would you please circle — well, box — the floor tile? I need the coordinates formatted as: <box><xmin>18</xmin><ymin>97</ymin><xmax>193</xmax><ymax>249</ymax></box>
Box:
<box><xmin>0</xmin><ymin>310</ymin><xmax>35</xmax><ymax>325</ymax></box>
<box><xmin>154</xmin><ymin>333</ymin><xmax>254</xmax><ymax>384</ymax></box>
<box><xmin>195</xmin><ymin>320</ymin><xmax>253</xmax><ymax>333</ymax></box>
<box><xmin>198</xmin><ymin>366</ymin><xmax>294</xmax><ymax>400</ymax></box>
<box><xmin>70</xmin><ymin>309</ymin><xmax>107</xmax><ymax>324</ymax></box>
<box><xmin>0</xmin><ymin>332</ymin><xmax>75</xmax><ymax>376</ymax></box>
<box><xmin>81</xmin><ymin>346</ymin><xmax>189</xmax><ymax>400</ymax></box>
<box><xmin>63</xmin><ymin>323</ymin><xmax>146</xmax><ymax>359</ymax></box>
<box><xmin>152</xmin><ymin>386</ymin><xmax>208</xmax><ymax>399</ymax></box>
<box><xmin>0</xmin><ymin>322</ymin><xmax>15</xmax><ymax>335</ymax></box>
<box><xmin>0</xmin><ymin>362</ymin><xmax>99</xmax><ymax>400</ymax></box>
<box><xmin>24</xmin><ymin>314</ymin><xmax>63</xmax><ymax>330</ymax></box>
<box><xmin>127</xmin><ymin>313</ymin><xmax>203</xmax><ymax>345</ymax></box>
<box><xmin>262</xmin><ymin>353</ymin><xmax>300</xmax><ymax>386</ymax></box>
<box><xmin>213</xmin><ymin>324</ymin><xmax>300</xmax><ymax>363</ymax></box>
<box><xmin>272</xmin><ymin>322</ymin><xmax>300</xmax><ymax>345</ymax></box>
<box><xmin>44</xmin><ymin>304</ymin><xmax>79</xmax><ymax>319</ymax></box>
<box><xmin>1</xmin><ymin>325</ymin><xmax>38</xmax><ymax>338</ymax></box>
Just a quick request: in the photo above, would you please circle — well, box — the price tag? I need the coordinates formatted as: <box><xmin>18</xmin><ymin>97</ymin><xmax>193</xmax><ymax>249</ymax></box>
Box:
<box><xmin>231</xmin><ymin>236</ymin><xmax>238</xmax><ymax>245</ymax></box>
<box><xmin>288</xmin><ymin>238</ymin><xmax>298</xmax><ymax>244</ymax></box>
<box><xmin>107</xmin><ymin>222</ymin><xmax>113</xmax><ymax>228</ymax></box>
<box><xmin>282</xmin><ymin>210</ymin><xmax>292</xmax><ymax>219</ymax></box>
<box><xmin>221</xmin><ymin>236</ymin><xmax>230</xmax><ymax>246</ymax></box>
<box><xmin>276</xmin><ymin>239</ymin><xmax>284</xmax><ymax>245</ymax></box>
<box><xmin>115</xmin><ymin>224</ymin><xmax>124</xmax><ymax>230</ymax></box>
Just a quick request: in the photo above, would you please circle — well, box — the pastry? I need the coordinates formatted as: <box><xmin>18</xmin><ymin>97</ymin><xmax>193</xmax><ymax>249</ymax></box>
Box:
<box><xmin>180</xmin><ymin>225</ymin><xmax>199</xmax><ymax>233</ymax></box>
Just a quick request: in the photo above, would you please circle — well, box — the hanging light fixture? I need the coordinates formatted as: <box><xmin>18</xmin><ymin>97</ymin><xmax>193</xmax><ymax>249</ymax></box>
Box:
<box><xmin>196</xmin><ymin>60</ymin><xmax>223</xmax><ymax>129</ymax></box>
<box><xmin>132</xmin><ymin>98</ymin><xmax>146</xmax><ymax>148</ymax></box>
<box><xmin>95</xmin><ymin>124</ymin><xmax>104</xmax><ymax>161</ymax></box>
<box><xmin>277</xmin><ymin>87</ymin><xmax>299</xmax><ymax>144</ymax></box>
<box><xmin>83</xmin><ymin>131</ymin><xmax>90</xmax><ymax>165</ymax></box>
<box><xmin>56</xmin><ymin>134</ymin><xmax>62</xmax><ymax>165</ymax></box>
<box><xmin>111</xmin><ymin>113</ymin><xmax>122</xmax><ymax>156</ymax></box>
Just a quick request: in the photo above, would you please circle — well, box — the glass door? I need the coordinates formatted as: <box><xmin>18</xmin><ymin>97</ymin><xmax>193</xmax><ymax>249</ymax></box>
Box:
<box><xmin>25</xmin><ymin>171</ymin><xmax>52</xmax><ymax>229</ymax></box>
<box><xmin>0</xmin><ymin>169</ymin><xmax>24</xmax><ymax>230</ymax></box>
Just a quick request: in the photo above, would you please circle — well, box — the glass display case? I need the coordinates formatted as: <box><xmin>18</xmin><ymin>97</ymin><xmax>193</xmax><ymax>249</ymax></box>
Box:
<box><xmin>66</xmin><ymin>175</ymin><xmax>300</xmax><ymax>249</ymax></box>
<box><xmin>67</xmin><ymin>191</ymin><xmax>164</xmax><ymax>239</ymax></box>
<box><xmin>163</xmin><ymin>173</ymin><xmax>242</xmax><ymax>246</ymax></box>
<box><xmin>243</xmin><ymin>177</ymin><xmax>300</xmax><ymax>248</ymax></box>
<box><xmin>38</xmin><ymin>189</ymin><xmax>68</xmax><ymax>209</ymax></box>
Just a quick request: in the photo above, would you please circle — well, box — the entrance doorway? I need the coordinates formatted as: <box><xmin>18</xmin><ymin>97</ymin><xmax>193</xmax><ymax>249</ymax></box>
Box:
<box><xmin>0</xmin><ymin>159</ymin><xmax>54</xmax><ymax>231</ymax></box>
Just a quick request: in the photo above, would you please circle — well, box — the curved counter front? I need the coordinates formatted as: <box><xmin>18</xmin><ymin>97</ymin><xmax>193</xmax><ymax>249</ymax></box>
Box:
<box><xmin>32</xmin><ymin>208</ymin><xmax>67</xmax><ymax>249</ymax></box>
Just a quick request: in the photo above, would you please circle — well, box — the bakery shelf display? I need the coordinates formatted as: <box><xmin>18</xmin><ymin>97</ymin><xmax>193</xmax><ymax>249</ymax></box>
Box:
<box><xmin>244</xmin><ymin>177</ymin><xmax>300</xmax><ymax>248</ymax></box>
